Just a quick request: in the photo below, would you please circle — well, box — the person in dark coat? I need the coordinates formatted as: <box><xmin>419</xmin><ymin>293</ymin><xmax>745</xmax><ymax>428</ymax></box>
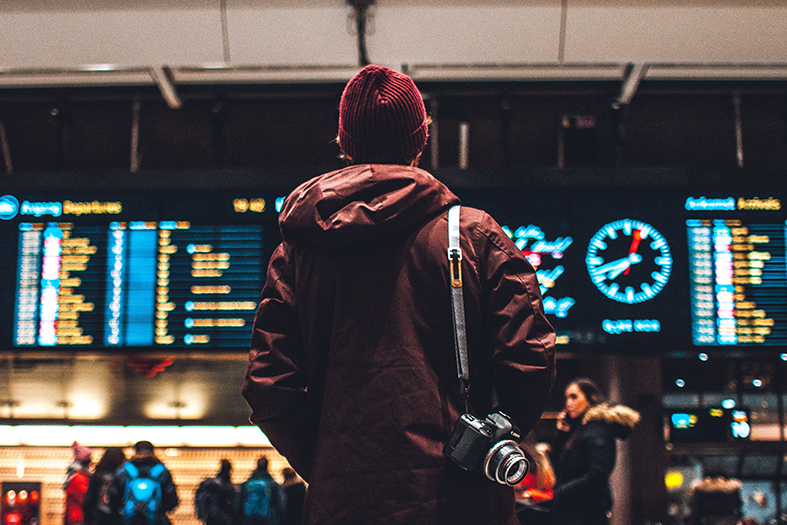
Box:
<box><xmin>280</xmin><ymin>468</ymin><xmax>305</xmax><ymax>525</ymax></box>
<box><xmin>687</xmin><ymin>476</ymin><xmax>743</xmax><ymax>525</ymax></box>
<box><xmin>242</xmin><ymin>64</ymin><xmax>556</xmax><ymax>525</ymax></box>
<box><xmin>550</xmin><ymin>378</ymin><xmax>640</xmax><ymax>525</ymax></box>
<box><xmin>84</xmin><ymin>447</ymin><xmax>127</xmax><ymax>525</ymax></box>
<box><xmin>195</xmin><ymin>459</ymin><xmax>237</xmax><ymax>525</ymax></box>
<box><xmin>237</xmin><ymin>457</ymin><xmax>285</xmax><ymax>525</ymax></box>
<box><xmin>107</xmin><ymin>440</ymin><xmax>179</xmax><ymax>525</ymax></box>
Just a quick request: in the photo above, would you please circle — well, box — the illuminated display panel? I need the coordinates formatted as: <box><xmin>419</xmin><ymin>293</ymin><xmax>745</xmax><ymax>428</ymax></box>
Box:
<box><xmin>667</xmin><ymin>408</ymin><xmax>750</xmax><ymax>443</ymax></box>
<box><xmin>456</xmin><ymin>187</ymin><xmax>784</xmax><ymax>352</ymax></box>
<box><xmin>0</xmin><ymin>186</ymin><xmax>784</xmax><ymax>352</ymax></box>
<box><xmin>685</xmin><ymin>197</ymin><xmax>787</xmax><ymax>346</ymax></box>
<box><xmin>2</xmin><ymin>192</ymin><xmax>279</xmax><ymax>349</ymax></box>
<box><xmin>465</xmin><ymin>187</ymin><xmax>691</xmax><ymax>351</ymax></box>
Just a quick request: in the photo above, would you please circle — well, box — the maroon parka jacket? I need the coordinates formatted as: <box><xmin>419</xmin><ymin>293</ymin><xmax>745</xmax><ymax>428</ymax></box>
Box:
<box><xmin>243</xmin><ymin>164</ymin><xmax>556</xmax><ymax>525</ymax></box>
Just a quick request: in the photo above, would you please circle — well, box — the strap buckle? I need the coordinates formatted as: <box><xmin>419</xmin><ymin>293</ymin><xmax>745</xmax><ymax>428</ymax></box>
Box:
<box><xmin>459</xmin><ymin>377</ymin><xmax>470</xmax><ymax>401</ymax></box>
<box><xmin>448</xmin><ymin>247</ymin><xmax>462</xmax><ymax>287</ymax></box>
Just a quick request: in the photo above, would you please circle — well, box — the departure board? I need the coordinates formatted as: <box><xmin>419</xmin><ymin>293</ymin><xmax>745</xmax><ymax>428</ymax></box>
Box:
<box><xmin>687</xmin><ymin>216</ymin><xmax>787</xmax><ymax>346</ymax></box>
<box><xmin>1</xmin><ymin>192</ymin><xmax>279</xmax><ymax>349</ymax></box>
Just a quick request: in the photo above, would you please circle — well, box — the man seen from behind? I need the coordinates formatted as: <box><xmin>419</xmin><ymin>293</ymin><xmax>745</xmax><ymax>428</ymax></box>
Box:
<box><xmin>107</xmin><ymin>440</ymin><xmax>179</xmax><ymax>525</ymax></box>
<box><xmin>238</xmin><ymin>457</ymin><xmax>285</xmax><ymax>525</ymax></box>
<box><xmin>242</xmin><ymin>64</ymin><xmax>556</xmax><ymax>525</ymax></box>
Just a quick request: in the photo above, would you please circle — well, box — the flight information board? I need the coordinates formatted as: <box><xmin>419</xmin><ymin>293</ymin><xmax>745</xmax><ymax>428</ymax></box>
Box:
<box><xmin>1</xmin><ymin>192</ymin><xmax>280</xmax><ymax>349</ymax></box>
<box><xmin>686</xmin><ymin>199</ymin><xmax>786</xmax><ymax>346</ymax></box>
<box><xmin>1</xmin><ymin>186</ymin><xmax>785</xmax><ymax>352</ymax></box>
<box><xmin>13</xmin><ymin>222</ymin><xmax>263</xmax><ymax>347</ymax></box>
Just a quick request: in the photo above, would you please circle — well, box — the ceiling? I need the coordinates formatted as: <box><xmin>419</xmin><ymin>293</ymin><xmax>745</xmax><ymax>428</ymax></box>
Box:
<box><xmin>1</xmin><ymin>0</ymin><xmax>786</xmax><ymax>106</ymax></box>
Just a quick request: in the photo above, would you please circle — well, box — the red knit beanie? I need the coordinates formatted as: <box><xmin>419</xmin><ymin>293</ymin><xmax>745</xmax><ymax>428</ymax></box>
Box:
<box><xmin>338</xmin><ymin>65</ymin><xmax>428</xmax><ymax>164</ymax></box>
<box><xmin>72</xmin><ymin>441</ymin><xmax>92</xmax><ymax>463</ymax></box>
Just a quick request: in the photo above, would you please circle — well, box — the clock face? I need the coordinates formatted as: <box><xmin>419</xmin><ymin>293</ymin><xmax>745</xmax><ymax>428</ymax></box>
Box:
<box><xmin>586</xmin><ymin>219</ymin><xmax>673</xmax><ymax>304</ymax></box>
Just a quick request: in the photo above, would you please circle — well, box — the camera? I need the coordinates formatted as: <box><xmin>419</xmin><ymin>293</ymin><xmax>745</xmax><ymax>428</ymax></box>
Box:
<box><xmin>443</xmin><ymin>411</ymin><xmax>529</xmax><ymax>486</ymax></box>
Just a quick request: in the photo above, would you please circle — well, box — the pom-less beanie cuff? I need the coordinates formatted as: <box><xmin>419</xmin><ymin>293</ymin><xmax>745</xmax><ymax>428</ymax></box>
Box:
<box><xmin>338</xmin><ymin>65</ymin><xmax>428</xmax><ymax>163</ymax></box>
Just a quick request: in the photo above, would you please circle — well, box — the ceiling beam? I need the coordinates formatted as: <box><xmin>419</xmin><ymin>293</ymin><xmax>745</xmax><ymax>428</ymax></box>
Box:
<box><xmin>617</xmin><ymin>63</ymin><xmax>648</xmax><ymax>106</ymax></box>
<box><xmin>0</xmin><ymin>63</ymin><xmax>786</xmax><ymax>90</ymax></box>
<box><xmin>150</xmin><ymin>66</ymin><xmax>182</xmax><ymax>110</ymax></box>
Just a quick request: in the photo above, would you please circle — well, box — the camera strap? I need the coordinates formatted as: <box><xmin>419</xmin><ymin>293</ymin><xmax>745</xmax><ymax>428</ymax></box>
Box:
<box><xmin>447</xmin><ymin>205</ymin><xmax>471</xmax><ymax>411</ymax></box>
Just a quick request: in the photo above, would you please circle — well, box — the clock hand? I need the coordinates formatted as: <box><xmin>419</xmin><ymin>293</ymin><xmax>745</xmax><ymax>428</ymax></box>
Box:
<box><xmin>608</xmin><ymin>264</ymin><xmax>629</xmax><ymax>280</ymax></box>
<box><xmin>607</xmin><ymin>253</ymin><xmax>643</xmax><ymax>279</ymax></box>
<box><xmin>595</xmin><ymin>257</ymin><xmax>633</xmax><ymax>278</ymax></box>
<box><xmin>623</xmin><ymin>229</ymin><xmax>642</xmax><ymax>275</ymax></box>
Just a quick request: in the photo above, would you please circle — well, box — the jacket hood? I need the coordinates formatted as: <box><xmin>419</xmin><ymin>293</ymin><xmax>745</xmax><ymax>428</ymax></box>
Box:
<box><xmin>690</xmin><ymin>476</ymin><xmax>742</xmax><ymax>495</ymax></box>
<box><xmin>583</xmin><ymin>403</ymin><xmax>640</xmax><ymax>440</ymax></box>
<box><xmin>129</xmin><ymin>450</ymin><xmax>161</xmax><ymax>465</ymax></box>
<box><xmin>279</xmin><ymin>164</ymin><xmax>459</xmax><ymax>246</ymax></box>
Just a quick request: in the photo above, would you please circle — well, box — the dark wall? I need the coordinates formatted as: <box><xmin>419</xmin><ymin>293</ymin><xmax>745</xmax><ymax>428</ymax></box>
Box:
<box><xmin>1</xmin><ymin>80</ymin><xmax>786</xmax><ymax>177</ymax></box>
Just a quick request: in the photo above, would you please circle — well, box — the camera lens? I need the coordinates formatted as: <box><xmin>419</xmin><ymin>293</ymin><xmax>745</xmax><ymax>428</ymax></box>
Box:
<box><xmin>482</xmin><ymin>440</ymin><xmax>529</xmax><ymax>486</ymax></box>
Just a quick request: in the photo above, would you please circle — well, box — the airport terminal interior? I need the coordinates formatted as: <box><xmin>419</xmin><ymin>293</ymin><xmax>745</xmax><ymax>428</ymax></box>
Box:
<box><xmin>2</xmin><ymin>1</ymin><xmax>787</xmax><ymax>524</ymax></box>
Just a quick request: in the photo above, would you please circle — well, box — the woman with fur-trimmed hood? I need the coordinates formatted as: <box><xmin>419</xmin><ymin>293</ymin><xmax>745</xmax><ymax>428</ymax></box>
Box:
<box><xmin>550</xmin><ymin>378</ymin><xmax>640</xmax><ymax>525</ymax></box>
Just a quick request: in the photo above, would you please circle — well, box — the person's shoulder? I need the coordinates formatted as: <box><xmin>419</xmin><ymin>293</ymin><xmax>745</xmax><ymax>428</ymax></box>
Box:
<box><xmin>71</xmin><ymin>470</ymin><xmax>90</xmax><ymax>485</ymax></box>
<box><xmin>285</xmin><ymin>164</ymin><xmax>363</xmax><ymax>203</ymax></box>
<box><xmin>241</xmin><ymin>474</ymin><xmax>258</xmax><ymax>486</ymax></box>
<box><xmin>458</xmin><ymin>206</ymin><xmax>522</xmax><ymax>255</ymax></box>
<box><xmin>130</xmin><ymin>457</ymin><xmax>173</xmax><ymax>479</ymax></box>
<box><xmin>111</xmin><ymin>464</ymin><xmax>129</xmax><ymax>480</ymax></box>
<box><xmin>453</xmin><ymin>206</ymin><xmax>495</xmax><ymax>237</ymax></box>
<box><xmin>198</xmin><ymin>477</ymin><xmax>218</xmax><ymax>488</ymax></box>
<box><xmin>582</xmin><ymin>417</ymin><xmax>613</xmax><ymax>433</ymax></box>
<box><xmin>583</xmin><ymin>403</ymin><xmax>640</xmax><ymax>440</ymax></box>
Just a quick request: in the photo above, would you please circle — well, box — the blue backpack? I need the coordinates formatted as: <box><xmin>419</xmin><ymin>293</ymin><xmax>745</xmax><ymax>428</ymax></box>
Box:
<box><xmin>122</xmin><ymin>462</ymin><xmax>166</xmax><ymax>525</ymax></box>
<box><xmin>243</xmin><ymin>477</ymin><xmax>282</xmax><ymax>524</ymax></box>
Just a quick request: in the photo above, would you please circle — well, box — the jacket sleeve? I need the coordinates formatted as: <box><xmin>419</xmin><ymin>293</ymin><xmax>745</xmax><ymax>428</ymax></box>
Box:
<box><xmin>471</xmin><ymin>212</ymin><xmax>557</xmax><ymax>434</ymax></box>
<box><xmin>107</xmin><ymin>471</ymin><xmax>126</xmax><ymax>522</ymax></box>
<box><xmin>241</xmin><ymin>242</ymin><xmax>313</xmax><ymax>481</ymax></box>
<box><xmin>554</xmin><ymin>423</ymin><xmax>616</xmax><ymax>501</ymax></box>
<box><xmin>160</xmin><ymin>467</ymin><xmax>180</xmax><ymax>514</ymax></box>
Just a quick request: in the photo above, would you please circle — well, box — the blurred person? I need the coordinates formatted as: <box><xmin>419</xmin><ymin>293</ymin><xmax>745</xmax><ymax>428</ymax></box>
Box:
<box><xmin>515</xmin><ymin>441</ymin><xmax>555</xmax><ymax>504</ymax></box>
<box><xmin>514</xmin><ymin>440</ymin><xmax>554</xmax><ymax>525</ymax></box>
<box><xmin>280</xmin><ymin>468</ymin><xmax>305</xmax><ymax>525</ymax></box>
<box><xmin>550</xmin><ymin>378</ymin><xmax>640</xmax><ymax>525</ymax></box>
<box><xmin>195</xmin><ymin>459</ymin><xmax>237</xmax><ymax>525</ymax></box>
<box><xmin>243</xmin><ymin>64</ymin><xmax>556</xmax><ymax>525</ymax></box>
<box><xmin>84</xmin><ymin>447</ymin><xmax>127</xmax><ymax>525</ymax></box>
<box><xmin>64</xmin><ymin>442</ymin><xmax>92</xmax><ymax>525</ymax></box>
<box><xmin>107</xmin><ymin>440</ymin><xmax>179</xmax><ymax>525</ymax></box>
<box><xmin>687</xmin><ymin>476</ymin><xmax>743</xmax><ymax>525</ymax></box>
<box><xmin>238</xmin><ymin>457</ymin><xmax>285</xmax><ymax>525</ymax></box>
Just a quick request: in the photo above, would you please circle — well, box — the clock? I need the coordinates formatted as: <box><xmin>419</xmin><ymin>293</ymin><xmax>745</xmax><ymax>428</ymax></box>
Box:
<box><xmin>586</xmin><ymin>219</ymin><xmax>673</xmax><ymax>304</ymax></box>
